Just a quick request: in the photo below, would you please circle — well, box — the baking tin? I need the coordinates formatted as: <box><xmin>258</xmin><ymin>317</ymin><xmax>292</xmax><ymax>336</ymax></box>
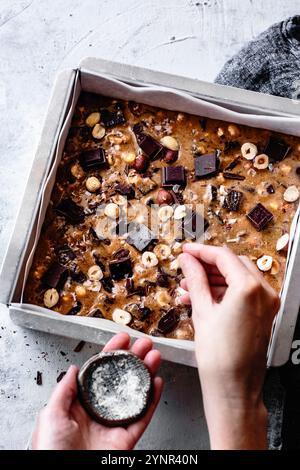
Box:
<box><xmin>1</xmin><ymin>58</ymin><xmax>300</xmax><ymax>367</ymax></box>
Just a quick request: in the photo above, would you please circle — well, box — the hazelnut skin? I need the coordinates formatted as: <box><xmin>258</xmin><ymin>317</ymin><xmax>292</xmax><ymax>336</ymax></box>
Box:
<box><xmin>164</xmin><ymin>150</ymin><xmax>178</xmax><ymax>164</ymax></box>
<box><xmin>133</xmin><ymin>154</ymin><xmax>149</xmax><ymax>172</ymax></box>
<box><xmin>156</xmin><ymin>189</ymin><xmax>174</xmax><ymax>205</ymax></box>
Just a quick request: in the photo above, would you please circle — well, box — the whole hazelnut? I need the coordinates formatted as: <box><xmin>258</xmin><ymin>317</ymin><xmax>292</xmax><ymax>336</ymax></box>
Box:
<box><xmin>133</xmin><ymin>154</ymin><xmax>149</xmax><ymax>172</ymax></box>
<box><xmin>156</xmin><ymin>189</ymin><xmax>174</xmax><ymax>205</ymax></box>
<box><xmin>164</xmin><ymin>149</ymin><xmax>178</xmax><ymax>164</ymax></box>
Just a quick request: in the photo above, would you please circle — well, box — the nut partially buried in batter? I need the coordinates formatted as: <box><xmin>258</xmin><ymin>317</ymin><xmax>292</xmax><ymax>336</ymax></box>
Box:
<box><xmin>77</xmin><ymin>350</ymin><xmax>152</xmax><ymax>427</ymax></box>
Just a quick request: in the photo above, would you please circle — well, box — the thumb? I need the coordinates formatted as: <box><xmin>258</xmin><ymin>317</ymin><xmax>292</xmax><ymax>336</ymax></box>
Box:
<box><xmin>47</xmin><ymin>365</ymin><xmax>79</xmax><ymax>414</ymax></box>
<box><xmin>178</xmin><ymin>253</ymin><xmax>212</xmax><ymax>314</ymax></box>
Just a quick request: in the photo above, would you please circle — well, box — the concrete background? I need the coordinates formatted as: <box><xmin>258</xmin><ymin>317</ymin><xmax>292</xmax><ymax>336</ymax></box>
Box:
<box><xmin>0</xmin><ymin>0</ymin><xmax>299</xmax><ymax>450</ymax></box>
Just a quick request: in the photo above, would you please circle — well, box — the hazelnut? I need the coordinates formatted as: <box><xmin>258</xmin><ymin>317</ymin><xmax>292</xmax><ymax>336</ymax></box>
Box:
<box><xmin>160</xmin><ymin>136</ymin><xmax>179</xmax><ymax>151</ymax></box>
<box><xmin>86</xmin><ymin>112</ymin><xmax>100</xmax><ymax>127</ymax></box>
<box><xmin>164</xmin><ymin>150</ymin><xmax>178</xmax><ymax>163</ymax></box>
<box><xmin>75</xmin><ymin>285</ymin><xmax>87</xmax><ymax>298</ymax></box>
<box><xmin>86</xmin><ymin>176</ymin><xmax>101</xmax><ymax>192</ymax></box>
<box><xmin>156</xmin><ymin>189</ymin><xmax>174</xmax><ymax>205</ymax></box>
<box><xmin>133</xmin><ymin>154</ymin><xmax>149</xmax><ymax>172</ymax></box>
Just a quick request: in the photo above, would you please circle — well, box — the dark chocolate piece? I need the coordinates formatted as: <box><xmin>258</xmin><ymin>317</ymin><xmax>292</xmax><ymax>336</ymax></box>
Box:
<box><xmin>125</xmin><ymin>303</ymin><xmax>151</xmax><ymax>321</ymax></box>
<box><xmin>113</xmin><ymin>248</ymin><xmax>130</xmax><ymax>260</ymax></box>
<box><xmin>138</xmin><ymin>135</ymin><xmax>164</xmax><ymax>160</ymax></box>
<box><xmin>224</xmin><ymin>141</ymin><xmax>240</xmax><ymax>153</ymax></box>
<box><xmin>194</xmin><ymin>152</ymin><xmax>219</xmax><ymax>178</ymax></box>
<box><xmin>296</xmin><ymin>167</ymin><xmax>300</xmax><ymax>177</ymax></box>
<box><xmin>69</xmin><ymin>266</ymin><xmax>86</xmax><ymax>283</ymax></box>
<box><xmin>183</xmin><ymin>211</ymin><xmax>209</xmax><ymax>240</ymax></box>
<box><xmin>126</xmin><ymin>279</ymin><xmax>146</xmax><ymax>298</ymax></box>
<box><xmin>101</xmin><ymin>277</ymin><xmax>114</xmax><ymax>293</ymax></box>
<box><xmin>56</xmin><ymin>198</ymin><xmax>85</xmax><ymax>225</ymax></box>
<box><xmin>157</xmin><ymin>271</ymin><xmax>170</xmax><ymax>288</ymax></box>
<box><xmin>247</xmin><ymin>203</ymin><xmax>274</xmax><ymax>231</ymax></box>
<box><xmin>67</xmin><ymin>301</ymin><xmax>82</xmax><ymax>316</ymax></box>
<box><xmin>74</xmin><ymin>340</ymin><xmax>86</xmax><ymax>352</ymax></box>
<box><xmin>109</xmin><ymin>257</ymin><xmax>132</xmax><ymax>280</ymax></box>
<box><xmin>57</xmin><ymin>371</ymin><xmax>67</xmax><ymax>383</ymax></box>
<box><xmin>36</xmin><ymin>371</ymin><xmax>42</xmax><ymax>386</ymax></box>
<box><xmin>77</xmin><ymin>350</ymin><xmax>152</xmax><ymax>427</ymax></box>
<box><xmin>266</xmin><ymin>184</ymin><xmax>275</xmax><ymax>194</ymax></box>
<box><xmin>199</xmin><ymin>117</ymin><xmax>207</xmax><ymax>130</ymax></box>
<box><xmin>89</xmin><ymin>309</ymin><xmax>104</xmax><ymax>318</ymax></box>
<box><xmin>223</xmin><ymin>172</ymin><xmax>245</xmax><ymax>181</ymax></box>
<box><xmin>223</xmin><ymin>190</ymin><xmax>243</xmax><ymax>211</ymax></box>
<box><xmin>56</xmin><ymin>245</ymin><xmax>76</xmax><ymax>265</ymax></box>
<box><xmin>101</xmin><ymin>109</ymin><xmax>126</xmax><ymax>127</ymax></box>
<box><xmin>115</xmin><ymin>183</ymin><xmax>135</xmax><ymax>199</ymax></box>
<box><xmin>157</xmin><ymin>308</ymin><xmax>180</xmax><ymax>334</ymax></box>
<box><xmin>42</xmin><ymin>262</ymin><xmax>68</xmax><ymax>290</ymax></box>
<box><xmin>264</xmin><ymin>136</ymin><xmax>290</xmax><ymax>162</ymax></box>
<box><xmin>79</xmin><ymin>148</ymin><xmax>107</xmax><ymax>171</ymax></box>
<box><xmin>224</xmin><ymin>157</ymin><xmax>240</xmax><ymax>171</ymax></box>
<box><xmin>127</xmin><ymin>224</ymin><xmax>156</xmax><ymax>252</ymax></box>
<box><xmin>161</xmin><ymin>166</ymin><xmax>186</xmax><ymax>187</ymax></box>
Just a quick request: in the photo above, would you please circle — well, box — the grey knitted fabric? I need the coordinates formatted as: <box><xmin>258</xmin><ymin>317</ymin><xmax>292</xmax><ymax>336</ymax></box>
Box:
<box><xmin>215</xmin><ymin>15</ymin><xmax>300</xmax><ymax>99</ymax></box>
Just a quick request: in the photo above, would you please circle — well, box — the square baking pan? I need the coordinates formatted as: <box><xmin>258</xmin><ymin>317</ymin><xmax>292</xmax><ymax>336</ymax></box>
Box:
<box><xmin>1</xmin><ymin>58</ymin><xmax>300</xmax><ymax>368</ymax></box>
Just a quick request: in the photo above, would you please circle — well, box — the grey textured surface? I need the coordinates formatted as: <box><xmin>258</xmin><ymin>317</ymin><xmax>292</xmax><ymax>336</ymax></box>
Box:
<box><xmin>1</xmin><ymin>0</ymin><xmax>300</xmax><ymax>450</ymax></box>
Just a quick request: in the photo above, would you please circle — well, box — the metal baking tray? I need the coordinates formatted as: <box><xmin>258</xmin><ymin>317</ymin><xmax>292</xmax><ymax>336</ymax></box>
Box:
<box><xmin>1</xmin><ymin>58</ymin><xmax>300</xmax><ymax>368</ymax></box>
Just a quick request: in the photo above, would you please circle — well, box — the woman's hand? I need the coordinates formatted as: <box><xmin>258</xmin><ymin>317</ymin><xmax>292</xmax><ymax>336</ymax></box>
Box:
<box><xmin>179</xmin><ymin>243</ymin><xmax>280</xmax><ymax>450</ymax></box>
<box><xmin>32</xmin><ymin>333</ymin><xmax>163</xmax><ymax>450</ymax></box>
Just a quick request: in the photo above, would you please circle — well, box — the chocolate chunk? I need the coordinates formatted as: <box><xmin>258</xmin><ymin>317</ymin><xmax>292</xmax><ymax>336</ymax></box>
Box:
<box><xmin>223</xmin><ymin>190</ymin><xmax>243</xmax><ymax>211</ymax></box>
<box><xmin>266</xmin><ymin>184</ymin><xmax>275</xmax><ymax>194</ymax></box>
<box><xmin>199</xmin><ymin>118</ymin><xmax>207</xmax><ymax>130</ymax></box>
<box><xmin>79</xmin><ymin>148</ymin><xmax>107</xmax><ymax>171</ymax></box>
<box><xmin>69</xmin><ymin>266</ymin><xmax>86</xmax><ymax>283</ymax></box>
<box><xmin>138</xmin><ymin>135</ymin><xmax>164</xmax><ymax>160</ymax></box>
<box><xmin>264</xmin><ymin>136</ymin><xmax>290</xmax><ymax>162</ymax></box>
<box><xmin>93</xmin><ymin>254</ymin><xmax>105</xmax><ymax>272</ymax></box>
<box><xmin>125</xmin><ymin>279</ymin><xmax>146</xmax><ymax>297</ymax></box>
<box><xmin>113</xmin><ymin>248</ymin><xmax>130</xmax><ymax>260</ymax></box>
<box><xmin>129</xmin><ymin>102</ymin><xmax>143</xmax><ymax>116</ymax></box>
<box><xmin>56</xmin><ymin>245</ymin><xmax>76</xmax><ymax>265</ymax></box>
<box><xmin>90</xmin><ymin>309</ymin><xmax>104</xmax><ymax>318</ymax></box>
<box><xmin>109</xmin><ymin>257</ymin><xmax>132</xmax><ymax>280</ymax></box>
<box><xmin>56</xmin><ymin>198</ymin><xmax>85</xmax><ymax>225</ymax></box>
<box><xmin>183</xmin><ymin>211</ymin><xmax>209</xmax><ymax>240</ymax></box>
<box><xmin>74</xmin><ymin>340</ymin><xmax>86</xmax><ymax>352</ymax></box>
<box><xmin>157</xmin><ymin>271</ymin><xmax>170</xmax><ymax>288</ymax></box>
<box><xmin>247</xmin><ymin>203</ymin><xmax>274</xmax><ymax>231</ymax></box>
<box><xmin>157</xmin><ymin>308</ymin><xmax>180</xmax><ymax>334</ymax></box>
<box><xmin>67</xmin><ymin>301</ymin><xmax>82</xmax><ymax>316</ymax></box>
<box><xmin>194</xmin><ymin>152</ymin><xmax>220</xmax><ymax>178</ymax></box>
<box><xmin>42</xmin><ymin>262</ymin><xmax>68</xmax><ymax>290</ymax></box>
<box><xmin>224</xmin><ymin>141</ymin><xmax>240</xmax><ymax>153</ymax></box>
<box><xmin>101</xmin><ymin>109</ymin><xmax>126</xmax><ymax>127</ymax></box>
<box><xmin>132</xmin><ymin>122</ymin><xmax>144</xmax><ymax>141</ymax></box>
<box><xmin>223</xmin><ymin>172</ymin><xmax>245</xmax><ymax>181</ymax></box>
<box><xmin>224</xmin><ymin>157</ymin><xmax>240</xmax><ymax>171</ymax></box>
<box><xmin>101</xmin><ymin>277</ymin><xmax>114</xmax><ymax>293</ymax></box>
<box><xmin>57</xmin><ymin>371</ymin><xmax>67</xmax><ymax>383</ymax></box>
<box><xmin>170</xmin><ymin>189</ymin><xmax>184</xmax><ymax>205</ymax></box>
<box><xmin>162</xmin><ymin>166</ymin><xmax>186</xmax><ymax>187</ymax></box>
<box><xmin>77</xmin><ymin>351</ymin><xmax>152</xmax><ymax>427</ymax></box>
<box><xmin>127</xmin><ymin>224</ymin><xmax>156</xmax><ymax>252</ymax></box>
<box><xmin>36</xmin><ymin>371</ymin><xmax>42</xmax><ymax>386</ymax></box>
<box><xmin>296</xmin><ymin>167</ymin><xmax>300</xmax><ymax>177</ymax></box>
<box><xmin>115</xmin><ymin>183</ymin><xmax>135</xmax><ymax>199</ymax></box>
<box><xmin>126</xmin><ymin>303</ymin><xmax>151</xmax><ymax>321</ymax></box>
